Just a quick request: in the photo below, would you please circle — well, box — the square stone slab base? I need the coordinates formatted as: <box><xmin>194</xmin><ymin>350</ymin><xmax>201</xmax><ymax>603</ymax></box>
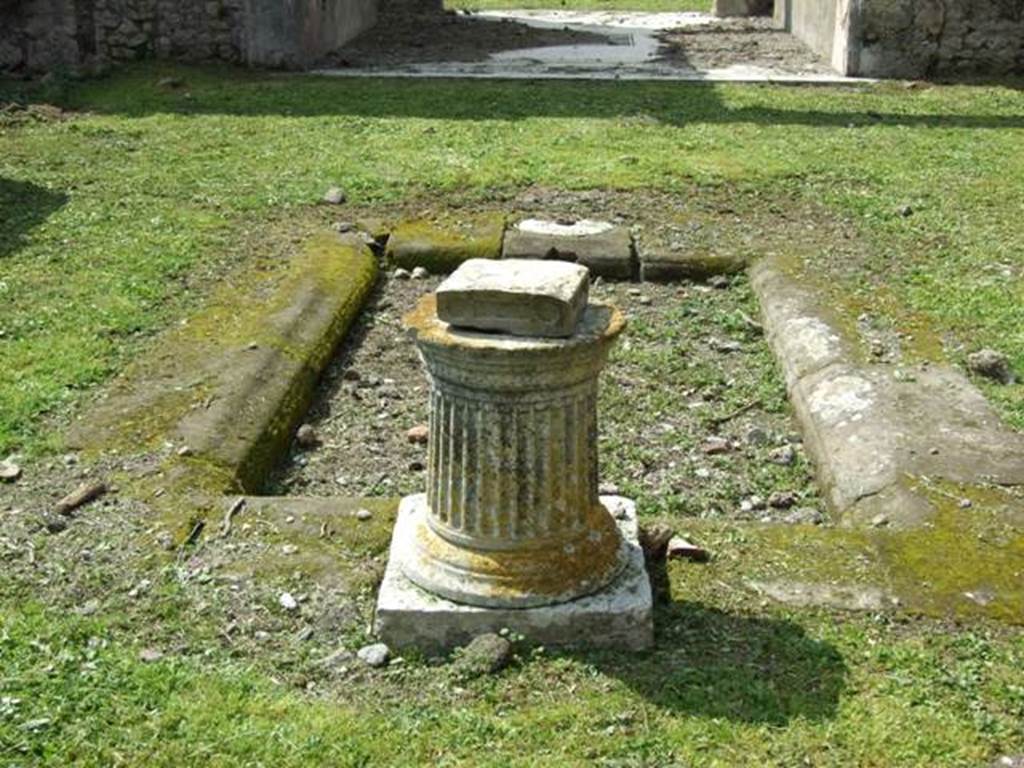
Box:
<box><xmin>375</xmin><ymin>494</ymin><xmax>654</xmax><ymax>653</ymax></box>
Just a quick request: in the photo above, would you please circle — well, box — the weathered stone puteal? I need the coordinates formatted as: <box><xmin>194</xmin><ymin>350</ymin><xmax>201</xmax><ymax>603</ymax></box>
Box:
<box><xmin>401</xmin><ymin>289</ymin><xmax>627</xmax><ymax>608</ymax></box>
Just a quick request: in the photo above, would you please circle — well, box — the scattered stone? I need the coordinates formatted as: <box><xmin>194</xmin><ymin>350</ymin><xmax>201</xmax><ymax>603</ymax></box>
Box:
<box><xmin>958</xmin><ymin>498</ymin><xmax>973</xmax><ymax>509</ymax></box>
<box><xmin>356</xmin><ymin>642</ymin><xmax>390</xmax><ymax>668</ymax></box>
<box><xmin>870</xmin><ymin>513</ymin><xmax>889</xmax><ymax>528</ymax></box>
<box><xmin>406</xmin><ymin>424</ymin><xmax>430</xmax><ymax>444</ymax></box>
<box><xmin>393</xmin><ymin>267</ymin><xmax>412</xmax><ymax>280</ymax></box>
<box><xmin>355</xmin><ymin>508</ymin><xmax>373</xmax><ymax>521</ymax></box>
<box><xmin>319</xmin><ymin>645</ymin><xmax>354</xmax><ymax>668</ymax></box>
<box><xmin>55</xmin><ymin>480</ymin><xmax>107</xmax><ymax>516</ymax></box>
<box><xmin>768</xmin><ymin>445</ymin><xmax>796</xmax><ymax>466</ymax></box>
<box><xmin>898</xmin><ymin>204</ymin><xmax>914</xmax><ymax>218</ymax></box>
<box><xmin>279</xmin><ymin>592</ymin><xmax>299</xmax><ymax>611</ymax></box>
<box><xmin>295</xmin><ymin>424</ymin><xmax>320</xmax><ymax>449</ymax></box>
<box><xmin>783</xmin><ymin>507</ymin><xmax>825</xmax><ymax>525</ymax></box>
<box><xmin>42</xmin><ymin>516</ymin><xmax>67</xmax><ymax>534</ymax></box>
<box><xmin>993</xmin><ymin>756</ymin><xmax>1024</xmax><ymax>768</ymax></box>
<box><xmin>666</xmin><ymin>536</ymin><xmax>709</xmax><ymax>562</ymax></box>
<box><xmin>176</xmin><ymin>445</ymin><xmax>193</xmax><ymax>457</ymax></box>
<box><xmin>638</xmin><ymin>523</ymin><xmax>674</xmax><ymax>561</ymax></box>
<box><xmin>78</xmin><ymin>598</ymin><xmax>100</xmax><ymax>616</ymax></box>
<box><xmin>598</xmin><ymin>482</ymin><xmax>620</xmax><ymax>496</ymax></box>
<box><xmin>740</xmin><ymin>496</ymin><xmax>766</xmax><ymax>513</ymax></box>
<box><xmin>713</xmin><ymin>338</ymin><xmax>743</xmax><ymax>353</ymax></box>
<box><xmin>322</xmin><ymin>186</ymin><xmax>346</xmax><ymax>205</ymax></box>
<box><xmin>139</xmin><ymin>648</ymin><xmax>164</xmax><ymax>663</ymax></box>
<box><xmin>157</xmin><ymin>76</ymin><xmax>183</xmax><ymax>89</ymax></box>
<box><xmin>0</xmin><ymin>460</ymin><xmax>21</xmax><ymax>482</ymax></box>
<box><xmin>768</xmin><ymin>490</ymin><xmax>798</xmax><ymax>509</ymax></box>
<box><xmin>963</xmin><ymin>588</ymin><xmax>996</xmax><ymax>607</ymax></box>
<box><xmin>701</xmin><ymin>436</ymin><xmax>730</xmax><ymax>455</ymax></box>
<box><xmin>334</xmin><ymin>221</ymin><xmax>355</xmax><ymax>233</ymax></box>
<box><xmin>708</xmin><ymin>275</ymin><xmax>730</xmax><ymax>290</ymax></box>
<box><xmin>744</xmin><ymin>426</ymin><xmax>770</xmax><ymax>446</ymax></box>
<box><xmin>411</xmin><ymin>266</ymin><xmax>430</xmax><ymax>280</ymax></box>
<box><xmin>452</xmin><ymin>633</ymin><xmax>513</xmax><ymax>678</ymax></box>
<box><xmin>967</xmin><ymin>349</ymin><xmax>1015</xmax><ymax>385</ymax></box>
<box><xmin>436</xmin><ymin>259</ymin><xmax>590</xmax><ymax>338</ymax></box>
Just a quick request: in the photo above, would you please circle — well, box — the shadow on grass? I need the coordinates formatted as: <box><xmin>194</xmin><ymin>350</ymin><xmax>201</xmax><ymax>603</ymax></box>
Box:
<box><xmin>0</xmin><ymin>177</ymin><xmax>67</xmax><ymax>259</ymax></box>
<box><xmin>572</xmin><ymin>600</ymin><xmax>846</xmax><ymax>725</ymax></box>
<box><xmin>34</xmin><ymin>64</ymin><xmax>1024</xmax><ymax>131</ymax></box>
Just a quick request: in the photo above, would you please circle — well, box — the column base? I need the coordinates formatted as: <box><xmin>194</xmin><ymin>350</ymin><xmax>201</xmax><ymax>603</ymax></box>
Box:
<box><xmin>374</xmin><ymin>495</ymin><xmax>654</xmax><ymax>653</ymax></box>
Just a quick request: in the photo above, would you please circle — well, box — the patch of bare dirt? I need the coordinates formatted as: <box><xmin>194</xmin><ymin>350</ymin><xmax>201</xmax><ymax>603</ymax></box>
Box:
<box><xmin>657</xmin><ymin>17</ymin><xmax>831</xmax><ymax>74</ymax></box>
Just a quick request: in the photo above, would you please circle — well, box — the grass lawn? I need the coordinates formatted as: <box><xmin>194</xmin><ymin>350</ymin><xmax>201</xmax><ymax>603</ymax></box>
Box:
<box><xmin>1</xmin><ymin>66</ymin><xmax>1022</xmax><ymax>457</ymax></box>
<box><xmin>1</xmin><ymin>64</ymin><xmax>1023</xmax><ymax>766</ymax></box>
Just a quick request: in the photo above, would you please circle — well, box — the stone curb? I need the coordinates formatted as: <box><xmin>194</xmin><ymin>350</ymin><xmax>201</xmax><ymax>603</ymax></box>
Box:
<box><xmin>69</xmin><ymin>232</ymin><xmax>378</xmax><ymax>493</ymax></box>
<box><xmin>502</xmin><ymin>224</ymin><xmax>637</xmax><ymax>280</ymax></box>
<box><xmin>751</xmin><ymin>256</ymin><xmax>1024</xmax><ymax>529</ymax></box>
<box><xmin>385</xmin><ymin>213</ymin><xmax>506</xmax><ymax>273</ymax></box>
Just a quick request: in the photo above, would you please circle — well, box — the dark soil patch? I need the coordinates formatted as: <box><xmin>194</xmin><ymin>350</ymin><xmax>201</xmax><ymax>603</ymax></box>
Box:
<box><xmin>326</xmin><ymin>11</ymin><xmax>608</xmax><ymax>68</ymax></box>
<box><xmin>657</xmin><ymin>17</ymin><xmax>831</xmax><ymax>74</ymax></box>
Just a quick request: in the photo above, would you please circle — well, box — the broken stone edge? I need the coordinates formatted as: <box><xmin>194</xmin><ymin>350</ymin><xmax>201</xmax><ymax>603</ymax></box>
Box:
<box><xmin>67</xmin><ymin>231</ymin><xmax>379</xmax><ymax>495</ymax></box>
<box><xmin>375</xmin><ymin>494</ymin><xmax>654</xmax><ymax>653</ymax></box>
<box><xmin>750</xmin><ymin>255</ymin><xmax>1024</xmax><ymax>529</ymax></box>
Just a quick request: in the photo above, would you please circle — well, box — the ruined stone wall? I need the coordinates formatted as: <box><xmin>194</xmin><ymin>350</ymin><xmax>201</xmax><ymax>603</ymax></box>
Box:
<box><xmin>0</xmin><ymin>0</ymin><xmax>378</xmax><ymax>73</ymax></box>
<box><xmin>857</xmin><ymin>0</ymin><xmax>1024</xmax><ymax>78</ymax></box>
<box><xmin>775</xmin><ymin>0</ymin><xmax>1024</xmax><ymax>77</ymax></box>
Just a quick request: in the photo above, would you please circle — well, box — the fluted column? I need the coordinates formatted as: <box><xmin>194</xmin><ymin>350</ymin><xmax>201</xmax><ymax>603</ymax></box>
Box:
<box><xmin>401</xmin><ymin>294</ymin><xmax>626</xmax><ymax>608</ymax></box>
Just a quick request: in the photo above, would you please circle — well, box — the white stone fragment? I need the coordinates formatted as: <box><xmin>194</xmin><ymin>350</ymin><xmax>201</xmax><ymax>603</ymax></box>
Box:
<box><xmin>436</xmin><ymin>258</ymin><xmax>590</xmax><ymax>338</ymax></box>
<box><xmin>516</xmin><ymin>218</ymin><xmax>615</xmax><ymax>237</ymax></box>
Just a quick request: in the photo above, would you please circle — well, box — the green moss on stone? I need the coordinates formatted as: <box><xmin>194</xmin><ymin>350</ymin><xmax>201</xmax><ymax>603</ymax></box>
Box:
<box><xmin>70</xmin><ymin>231</ymin><xmax>378</xmax><ymax>508</ymax></box>
<box><xmin>386</xmin><ymin>212</ymin><xmax>506</xmax><ymax>273</ymax></box>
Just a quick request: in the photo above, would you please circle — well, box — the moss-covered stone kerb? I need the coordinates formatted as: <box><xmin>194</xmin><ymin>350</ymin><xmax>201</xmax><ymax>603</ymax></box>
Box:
<box><xmin>751</xmin><ymin>255</ymin><xmax>1024</xmax><ymax>529</ymax></box>
<box><xmin>385</xmin><ymin>212</ymin><xmax>506</xmax><ymax>274</ymax></box>
<box><xmin>68</xmin><ymin>231</ymin><xmax>378</xmax><ymax>494</ymax></box>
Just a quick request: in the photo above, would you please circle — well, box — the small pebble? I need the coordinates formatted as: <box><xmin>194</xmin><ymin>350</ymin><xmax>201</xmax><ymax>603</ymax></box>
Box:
<box><xmin>708</xmin><ymin>275</ymin><xmax>730</xmax><ymax>289</ymax></box>
<box><xmin>701</xmin><ymin>436</ymin><xmax>730</xmax><ymax>455</ymax></box>
<box><xmin>357</xmin><ymin>643</ymin><xmax>390</xmax><ymax>668</ymax></box>
<box><xmin>967</xmin><ymin>349</ymin><xmax>1015</xmax><ymax>385</ymax></box>
<box><xmin>0</xmin><ymin>460</ymin><xmax>21</xmax><ymax>482</ymax></box>
<box><xmin>411</xmin><ymin>266</ymin><xmax>430</xmax><ymax>280</ymax></box>
<box><xmin>322</xmin><ymin>186</ymin><xmax>346</xmax><ymax>205</ymax></box>
<box><xmin>355</xmin><ymin>508</ymin><xmax>373</xmax><ymax>521</ymax></box>
<box><xmin>744</xmin><ymin>427</ymin><xmax>770</xmax><ymax>446</ymax></box>
<box><xmin>406</xmin><ymin>424</ymin><xmax>429</xmax><ymax>444</ymax></box>
<box><xmin>279</xmin><ymin>592</ymin><xmax>299</xmax><ymax>611</ymax></box>
<box><xmin>295</xmin><ymin>424</ymin><xmax>320</xmax><ymax>449</ymax></box>
<box><xmin>393</xmin><ymin>268</ymin><xmax>412</xmax><ymax>280</ymax></box>
<box><xmin>768</xmin><ymin>445</ymin><xmax>796</xmax><ymax>466</ymax></box>
<box><xmin>768</xmin><ymin>491</ymin><xmax>797</xmax><ymax>510</ymax></box>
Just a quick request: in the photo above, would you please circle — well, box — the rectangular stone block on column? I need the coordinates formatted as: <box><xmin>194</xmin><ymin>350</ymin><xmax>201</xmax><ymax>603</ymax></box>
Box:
<box><xmin>436</xmin><ymin>258</ymin><xmax>589</xmax><ymax>338</ymax></box>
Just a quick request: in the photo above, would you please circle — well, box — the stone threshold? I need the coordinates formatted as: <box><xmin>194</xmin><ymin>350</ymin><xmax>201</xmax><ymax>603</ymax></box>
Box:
<box><xmin>312</xmin><ymin>68</ymin><xmax>872</xmax><ymax>85</ymax></box>
<box><xmin>68</xmin><ymin>232</ymin><xmax>378</xmax><ymax>495</ymax></box>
